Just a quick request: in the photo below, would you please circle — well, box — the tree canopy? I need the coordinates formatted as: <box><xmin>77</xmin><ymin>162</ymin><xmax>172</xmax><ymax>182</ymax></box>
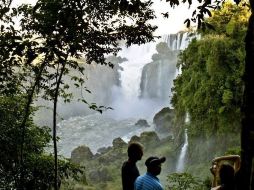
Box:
<box><xmin>0</xmin><ymin>0</ymin><xmax>158</xmax><ymax>189</ymax></box>
<box><xmin>172</xmin><ymin>1</ymin><xmax>249</xmax><ymax>136</ymax></box>
<box><xmin>0</xmin><ymin>95</ymin><xmax>83</xmax><ymax>189</ymax></box>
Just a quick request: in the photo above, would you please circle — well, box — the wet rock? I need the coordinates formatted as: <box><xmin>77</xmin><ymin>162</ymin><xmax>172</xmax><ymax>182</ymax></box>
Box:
<box><xmin>139</xmin><ymin>131</ymin><xmax>160</xmax><ymax>147</ymax></box>
<box><xmin>112</xmin><ymin>137</ymin><xmax>127</xmax><ymax>148</ymax></box>
<box><xmin>153</xmin><ymin>107</ymin><xmax>174</xmax><ymax>133</ymax></box>
<box><xmin>97</xmin><ymin>146</ymin><xmax>112</xmax><ymax>155</ymax></box>
<box><xmin>71</xmin><ymin>145</ymin><xmax>93</xmax><ymax>164</ymax></box>
<box><xmin>129</xmin><ymin>135</ymin><xmax>141</xmax><ymax>143</ymax></box>
<box><xmin>135</xmin><ymin>119</ymin><xmax>150</xmax><ymax>127</ymax></box>
<box><xmin>129</xmin><ymin>131</ymin><xmax>160</xmax><ymax>148</ymax></box>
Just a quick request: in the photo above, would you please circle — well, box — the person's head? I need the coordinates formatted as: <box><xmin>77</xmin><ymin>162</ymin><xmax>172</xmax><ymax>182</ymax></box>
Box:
<box><xmin>219</xmin><ymin>164</ymin><xmax>235</xmax><ymax>185</ymax></box>
<box><xmin>127</xmin><ymin>142</ymin><xmax>143</xmax><ymax>161</ymax></box>
<box><xmin>145</xmin><ymin>156</ymin><xmax>166</xmax><ymax>176</ymax></box>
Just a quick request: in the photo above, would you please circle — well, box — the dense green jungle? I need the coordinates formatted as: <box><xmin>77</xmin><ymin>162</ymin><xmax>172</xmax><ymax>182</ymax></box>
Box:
<box><xmin>0</xmin><ymin>0</ymin><xmax>252</xmax><ymax>190</ymax></box>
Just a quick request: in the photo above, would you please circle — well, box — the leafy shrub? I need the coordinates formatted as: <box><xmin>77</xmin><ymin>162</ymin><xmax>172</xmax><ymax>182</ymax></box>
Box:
<box><xmin>166</xmin><ymin>172</ymin><xmax>207</xmax><ymax>190</ymax></box>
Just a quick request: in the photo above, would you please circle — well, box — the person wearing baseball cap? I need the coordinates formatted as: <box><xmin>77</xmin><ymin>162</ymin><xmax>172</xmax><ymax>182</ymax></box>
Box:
<box><xmin>134</xmin><ymin>156</ymin><xmax>166</xmax><ymax>190</ymax></box>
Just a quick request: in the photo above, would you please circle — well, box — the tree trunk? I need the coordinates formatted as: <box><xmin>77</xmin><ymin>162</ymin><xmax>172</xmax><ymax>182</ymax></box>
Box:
<box><xmin>53</xmin><ymin>83</ymin><xmax>59</xmax><ymax>190</ymax></box>
<box><xmin>19</xmin><ymin>55</ymin><xmax>48</xmax><ymax>189</ymax></box>
<box><xmin>239</xmin><ymin>1</ymin><xmax>254</xmax><ymax>189</ymax></box>
<box><xmin>53</xmin><ymin>58</ymin><xmax>68</xmax><ymax>190</ymax></box>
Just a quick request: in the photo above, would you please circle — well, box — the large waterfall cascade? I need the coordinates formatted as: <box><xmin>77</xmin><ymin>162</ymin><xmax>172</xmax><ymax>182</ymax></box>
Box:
<box><xmin>118</xmin><ymin>43</ymin><xmax>157</xmax><ymax>99</ymax></box>
<box><xmin>57</xmin><ymin>32</ymin><xmax>194</xmax><ymax>157</ymax></box>
<box><xmin>139</xmin><ymin>32</ymin><xmax>195</xmax><ymax>101</ymax></box>
<box><xmin>119</xmin><ymin>32</ymin><xmax>193</xmax><ymax>99</ymax></box>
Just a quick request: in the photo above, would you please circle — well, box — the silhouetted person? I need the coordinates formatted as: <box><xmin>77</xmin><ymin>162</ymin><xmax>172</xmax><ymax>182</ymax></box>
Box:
<box><xmin>122</xmin><ymin>142</ymin><xmax>144</xmax><ymax>190</ymax></box>
<box><xmin>134</xmin><ymin>156</ymin><xmax>166</xmax><ymax>190</ymax></box>
<box><xmin>212</xmin><ymin>164</ymin><xmax>236</xmax><ymax>190</ymax></box>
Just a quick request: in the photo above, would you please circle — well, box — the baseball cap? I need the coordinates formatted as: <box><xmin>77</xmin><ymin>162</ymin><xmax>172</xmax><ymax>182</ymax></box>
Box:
<box><xmin>145</xmin><ymin>156</ymin><xmax>166</xmax><ymax>167</ymax></box>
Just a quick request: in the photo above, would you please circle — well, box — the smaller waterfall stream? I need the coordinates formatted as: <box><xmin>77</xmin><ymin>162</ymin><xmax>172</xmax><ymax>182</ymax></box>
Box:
<box><xmin>176</xmin><ymin>128</ymin><xmax>188</xmax><ymax>172</ymax></box>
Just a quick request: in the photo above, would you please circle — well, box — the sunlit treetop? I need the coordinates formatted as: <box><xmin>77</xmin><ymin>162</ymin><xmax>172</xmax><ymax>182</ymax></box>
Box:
<box><xmin>16</xmin><ymin>0</ymin><xmax>157</xmax><ymax>64</ymax></box>
<box><xmin>164</xmin><ymin>0</ymin><xmax>246</xmax><ymax>30</ymax></box>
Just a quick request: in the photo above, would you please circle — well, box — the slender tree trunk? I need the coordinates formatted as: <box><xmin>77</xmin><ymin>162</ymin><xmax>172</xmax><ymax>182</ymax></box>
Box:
<box><xmin>19</xmin><ymin>55</ymin><xmax>48</xmax><ymax>189</ymax></box>
<box><xmin>239</xmin><ymin>1</ymin><xmax>254</xmax><ymax>189</ymax></box>
<box><xmin>53</xmin><ymin>57</ymin><xmax>68</xmax><ymax>190</ymax></box>
<box><xmin>53</xmin><ymin>84</ymin><xmax>59</xmax><ymax>190</ymax></box>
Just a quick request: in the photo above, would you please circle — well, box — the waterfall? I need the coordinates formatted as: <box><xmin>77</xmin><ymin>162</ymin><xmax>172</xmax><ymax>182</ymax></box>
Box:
<box><xmin>157</xmin><ymin>60</ymin><xmax>162</xmax><ymax>97</ymax></box>
<box><xmin>118</xmin><ymin>43</ymin><xmax>157</xmax><ymax>99</ymax></box>
<box><xmin>139</xmin><ymin>32</ymin><xmax>194</xmax><ymax>102</ymax></box>
<box><xmin>176</xmin><ymin>128</ymin><xmax>188</xmax><ymax>172</ymax></box>
<box><xmin>56</xmin><ymin>32</ymin><xmax>194</xmax><ymax>156</ymax></box>
<box><xmin>143</xmin><ymin>72</ymin><xmax>148</xmax><ymax>98</ymax></box>
<box><xmin>162</xmin><ymin>32</ymin><xmax>197</xmax><ymax>50</ymax></box>
<box><xmin>107</xmin><ymin>41</ymin><xmax>170</xmax><ymax>120</ymax></box>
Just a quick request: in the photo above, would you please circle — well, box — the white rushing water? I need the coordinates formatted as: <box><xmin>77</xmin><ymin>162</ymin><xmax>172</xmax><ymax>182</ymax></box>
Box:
<box><xmin>106</xmin><ymin>41</ymin><xmax>169</xmax><ymax>120</ymax></box>
<box><xmin>57</xmin><ymin>114</ymin><xmax>155</xmax><ymax>157</ymax></box>
<box><xmin>176</xmin><ymin>128</ymin><xmax>188</xmax><ymax>172</ymax></box>
<box><xmin>118</xmin><ymin>43</ymin><xmax>157</xmax><ymax>99</ymax></box>
<box><xmin>57</xmin><ymin>33</ymin><xmax>195</xmax><ymax>157</ymax></box>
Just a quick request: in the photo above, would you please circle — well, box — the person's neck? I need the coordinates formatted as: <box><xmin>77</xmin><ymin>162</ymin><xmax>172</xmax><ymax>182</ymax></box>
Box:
<box><xmin>147</xmin><ymin>170</ymin><xmax>159</xmax><ymax>177</ymax></box>
<box><xmin>128</xmin><ymin>158</ymin><xmax>137</xmax><ymax>164</ymax></box>
<box><xmin>147</xmin><ymin>171</ymin><xmax>158</xmax><ymax>177</ymax></box>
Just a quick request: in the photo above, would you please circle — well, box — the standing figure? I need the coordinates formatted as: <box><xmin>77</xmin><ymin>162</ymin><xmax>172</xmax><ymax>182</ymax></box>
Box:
<box><xmin>211</xmin><ymin>164</ymin><xmax>236</xmax><ymax>190</ymax></box>
<box><xmin>134</xmin><ymin>156</ymin><xmax>166</xmax><ymax>190</ymax></box>
<box><xmin>122</xmin><ymin>142</ymin><xmax>144</xmax><ymax>190</ymax></box>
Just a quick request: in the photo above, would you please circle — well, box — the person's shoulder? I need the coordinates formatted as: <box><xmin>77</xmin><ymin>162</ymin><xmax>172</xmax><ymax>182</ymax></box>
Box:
<box><xmin>134</xmin><ymin>175</ymin><xmax>143</xmax><ymax>185</ymax></box>
<box><xmin>122</xmin><ymin>160</ymin><xmax>137</xmax><ymax>169</ymax></box>
<box><xmin>137</xmin><ymin>174</ymin><xmax>144</xmax><ymax>179</ymax></box>
<box><xmin>121</xmin><ymin>161</ymin><xmax>129</xmax><ymax>171</ymax></box>
<box><xmin>136</xmin><ymin>174</ymin><xmax>145</xmax><ymax>181</ymax></box>
<box><xmin>122</xmin><ymin>160</ymin><xmax>129</xmax><ymax>167</ymax></box>
<box><xmin>122</xmin><ymin>160</ymin><xmax>128</xmax><ymax>165</ymax></box>
<box><xmin>136</xmin><ymin>174</ymin><xmax>153</xmax><ymax>184</ymax></box>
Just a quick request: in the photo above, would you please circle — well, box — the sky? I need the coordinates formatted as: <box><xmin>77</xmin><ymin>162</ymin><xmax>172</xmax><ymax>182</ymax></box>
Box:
<box><xmin>12</xmin><ymin>0</ymin><xmax>198</xmax><ymax>35</ymax></box>
<box><xmin>151</xmin><ymin>0</ymin><xmax>197</xmax><ymax>35</ymax></box>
